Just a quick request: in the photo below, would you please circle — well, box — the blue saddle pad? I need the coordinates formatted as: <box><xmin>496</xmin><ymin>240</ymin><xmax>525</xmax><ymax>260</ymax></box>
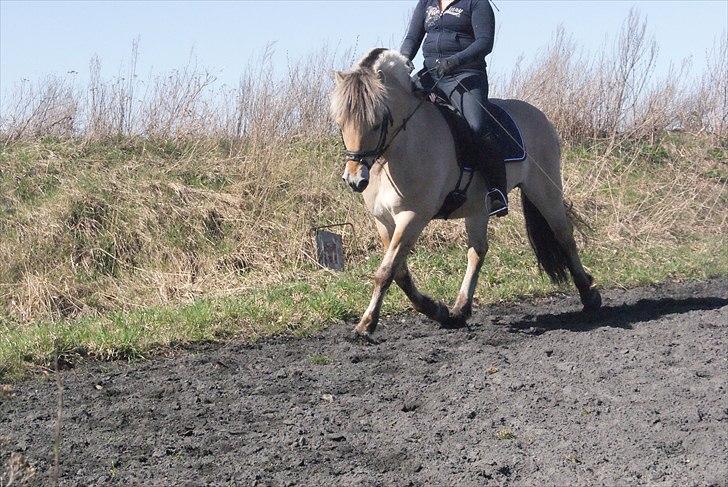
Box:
<box><xmin>487</xmin><ymin>101</ymin><xmax>526</xmax><ymax>162</ymax></box>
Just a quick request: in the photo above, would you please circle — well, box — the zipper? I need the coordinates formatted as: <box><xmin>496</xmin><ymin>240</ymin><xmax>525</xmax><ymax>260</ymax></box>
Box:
<box><xmin>439</xmin><ymin>0</ymin><xmax>463</xmax><ymax>13</ymax></box>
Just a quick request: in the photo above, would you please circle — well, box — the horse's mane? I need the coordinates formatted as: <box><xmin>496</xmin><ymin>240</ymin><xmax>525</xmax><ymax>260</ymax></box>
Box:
<box><xmin>330</xmin><ymin>48</ymin><xmax>413</xmax><ymax>127</ymax></box>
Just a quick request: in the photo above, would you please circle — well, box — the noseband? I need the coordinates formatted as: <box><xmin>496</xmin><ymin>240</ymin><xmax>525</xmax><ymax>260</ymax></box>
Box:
<box><xmin>343</xmin><ymin>107</ymin><xmax>393</xmax><ymax>170</ymax></box>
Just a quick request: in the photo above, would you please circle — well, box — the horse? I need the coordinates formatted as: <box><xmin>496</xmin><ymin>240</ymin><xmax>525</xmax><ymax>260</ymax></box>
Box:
<box><xmin>330</xmin><ymin>48</ymin><xmax>602</xmax><ymax>339</ymax></box>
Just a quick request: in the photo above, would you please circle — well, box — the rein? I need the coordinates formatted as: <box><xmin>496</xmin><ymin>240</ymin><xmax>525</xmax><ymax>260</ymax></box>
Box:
<box><xmin>343</xmin><ymin>69</ymin><xmax>442</xmax><ymax>170</ymax></box>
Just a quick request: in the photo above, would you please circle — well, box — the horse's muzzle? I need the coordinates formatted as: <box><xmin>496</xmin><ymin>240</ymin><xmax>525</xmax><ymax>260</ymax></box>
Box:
<box><xmin>345</xmin><ymin>177</ymin><xmax>367</xmax><ymax>192</ymax></box>
<box><xmin>342</xmin><ymin>164</ymin><xmax>369</xmax><ymax>193</ymax></box>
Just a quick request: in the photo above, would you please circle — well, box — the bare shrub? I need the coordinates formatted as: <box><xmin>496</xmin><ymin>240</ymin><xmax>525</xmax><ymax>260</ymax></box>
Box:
<box><xmin>0</xmin><ymin>76</ymin><xmax>78</xmax><ymax>141</ymax></box>
<box><xmin>2</xmin><ymin>11</ymin><xmax>723</xmax><ymax>143</ymax></box>
<box><xmin>496</xmin><ymin>9</ymin><xmax>700</xmax><ymax>143</ymax></box>
<box><xmin>683</xmin><ymin>32</ymin><xmax>728</xmax><ymax>138</ymax></box>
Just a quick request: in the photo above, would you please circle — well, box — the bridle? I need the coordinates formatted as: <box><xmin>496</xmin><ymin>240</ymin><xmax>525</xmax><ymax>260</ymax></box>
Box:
<box><xmin>341</xmin><ymin>68</ymin><xmax>442</xmax><ymax>170</ymax></box>
<box><xmin>343</xmin><ymin>107</ymin><xmax>394</xmax><ymax>170</ymax></box>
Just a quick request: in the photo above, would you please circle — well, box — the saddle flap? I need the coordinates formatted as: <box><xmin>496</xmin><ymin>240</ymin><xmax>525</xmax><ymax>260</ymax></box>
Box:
<box><xmin>432</xmin><ymin>97</ymin><xmax>526</xmax><ymax>164</ymax></box>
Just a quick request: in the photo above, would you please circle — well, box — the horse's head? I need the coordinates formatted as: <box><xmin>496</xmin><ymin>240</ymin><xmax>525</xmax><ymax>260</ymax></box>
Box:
<box><xmin>330</xmin><ymin>48</ymin><xmax>414</xmax><ymax>193</ymax></box>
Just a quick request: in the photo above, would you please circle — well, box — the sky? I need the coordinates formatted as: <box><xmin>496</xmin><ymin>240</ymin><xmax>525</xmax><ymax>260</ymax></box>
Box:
<box><xmin>0</xmin><ymin>0</ymin><xmax>726</xmax><ymax>92</ymax></box>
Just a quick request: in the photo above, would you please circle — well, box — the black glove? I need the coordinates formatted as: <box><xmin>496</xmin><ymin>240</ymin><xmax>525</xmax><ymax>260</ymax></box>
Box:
<box><xmin>435</xmin><ymin>57</ymin><xmax>458</xmax><ymax>77</ymax></box>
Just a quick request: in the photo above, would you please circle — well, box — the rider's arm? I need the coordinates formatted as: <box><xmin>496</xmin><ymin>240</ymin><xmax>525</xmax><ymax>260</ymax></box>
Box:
<box><xmin>450</xmin><ymin>0</ymin><xmax>495</xmax><ymax>67</ymax></box>
<box><xmin>399</xmin><ymin>0</ymin><xmax>427</xmax><ymax>61</ymax></box>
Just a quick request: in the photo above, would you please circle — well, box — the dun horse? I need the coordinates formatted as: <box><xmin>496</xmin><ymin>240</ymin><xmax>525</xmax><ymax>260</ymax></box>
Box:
<box><xmin>330</xmin><ymin>48</ymin><xmax>602</xmax><ymax>338</ymax></box>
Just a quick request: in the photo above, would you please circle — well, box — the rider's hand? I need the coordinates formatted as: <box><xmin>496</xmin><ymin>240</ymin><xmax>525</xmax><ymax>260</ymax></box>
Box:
<box><xmin>435</xmin><ymin>57</ymin><xmax>457</xmax><ymax>77</ymax></box>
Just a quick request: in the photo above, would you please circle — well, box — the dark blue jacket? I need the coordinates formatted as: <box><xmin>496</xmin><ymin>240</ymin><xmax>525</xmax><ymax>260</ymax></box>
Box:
<box><xmin>400</xmin><ymin>0</ymin><xmax>494</xmax><ymax>72</ymax></box>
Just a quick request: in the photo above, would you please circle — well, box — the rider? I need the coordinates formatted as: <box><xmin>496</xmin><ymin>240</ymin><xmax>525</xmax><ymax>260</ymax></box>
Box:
<box><xmin>400</xmin><ymin>0</ymin><xmax>508</xmax><ymax>217</ymax></box>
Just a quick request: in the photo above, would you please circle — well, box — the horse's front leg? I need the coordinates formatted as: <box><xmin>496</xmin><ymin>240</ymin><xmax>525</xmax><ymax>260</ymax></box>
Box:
<box><xmin>354</xmin><ymin>212</ymin><xmax>428</xmax><ymax>337</ymax></box>
<box><xmin>450</xmin><ymin>213</ymin><xmax>489</xmax><ymax>325</ymax></box>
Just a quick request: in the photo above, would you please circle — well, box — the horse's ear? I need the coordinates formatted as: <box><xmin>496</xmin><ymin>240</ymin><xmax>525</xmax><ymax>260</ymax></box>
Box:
<box><xmin>332</xmin><ymin>70</ymin><xmax>345</xmax><ymax>84</ymax></box>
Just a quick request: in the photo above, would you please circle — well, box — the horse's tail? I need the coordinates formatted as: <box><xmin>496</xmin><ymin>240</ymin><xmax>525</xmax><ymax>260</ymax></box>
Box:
<box><xmin>521</xmin><ymin>192</ymin><xmax>570</xmax><ymax>284</ymax></box>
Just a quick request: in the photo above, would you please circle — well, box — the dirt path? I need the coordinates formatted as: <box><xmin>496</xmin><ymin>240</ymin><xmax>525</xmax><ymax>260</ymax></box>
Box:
<box><xmin>2</xmin><ymin>278</ymin><xmax>727</xmax><ymax>486</ymax></box>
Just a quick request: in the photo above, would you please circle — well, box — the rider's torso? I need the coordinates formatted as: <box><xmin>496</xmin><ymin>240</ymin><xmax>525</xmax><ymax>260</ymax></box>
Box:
<box><xmin>421</xmin><ymin>0</ymin><xmax>484</xmax><ymax>70</ymax></box>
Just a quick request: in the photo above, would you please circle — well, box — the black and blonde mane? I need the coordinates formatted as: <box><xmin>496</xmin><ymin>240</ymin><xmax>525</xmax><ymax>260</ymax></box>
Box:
<box><xmin>330</xmin><ymin>48</ymin><xmax>389</xmax><ymax>127</ymax></box>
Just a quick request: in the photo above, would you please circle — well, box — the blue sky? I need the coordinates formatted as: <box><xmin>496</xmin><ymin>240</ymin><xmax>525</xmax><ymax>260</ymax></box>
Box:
<box><xmin>0</xmin><ymin>0</ymin><xmax>726</xmax><ymax>91</ymax></box>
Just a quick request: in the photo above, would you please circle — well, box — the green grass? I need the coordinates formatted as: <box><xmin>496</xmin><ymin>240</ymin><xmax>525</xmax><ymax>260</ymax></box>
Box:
<box><xmin>308</xmin><ymin>354</ymin><xmax>333</xmax><ymax>365</ymax></box>
<box><xmin>1</xmin><ymin>236</ymin><xmax>725</xmax><ymax>381</ymax></box>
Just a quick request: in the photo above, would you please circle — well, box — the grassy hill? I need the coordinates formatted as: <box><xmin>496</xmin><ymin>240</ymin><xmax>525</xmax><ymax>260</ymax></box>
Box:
<box><xmin>0</xmin><ymin>134</ymin><xmax>726</xmax><ymax>379</ymax></box>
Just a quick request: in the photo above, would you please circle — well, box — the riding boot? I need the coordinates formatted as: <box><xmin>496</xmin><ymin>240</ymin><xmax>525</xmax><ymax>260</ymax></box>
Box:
<box><xmin>479</xmin><ymin>143</ymin><xmax>509</xmax><ymax>217</ymax></box>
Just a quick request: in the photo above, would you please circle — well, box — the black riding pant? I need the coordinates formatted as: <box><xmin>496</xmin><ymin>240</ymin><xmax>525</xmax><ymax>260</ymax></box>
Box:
<box><xmin>415</xmin><ymin>68</ymin><xmax>497</xmax><ymax>147</ymax></box>
<box><xmin>414</xmin><ymin>68</ymin><xmax>506</xmax><ymax>193</ymax></box>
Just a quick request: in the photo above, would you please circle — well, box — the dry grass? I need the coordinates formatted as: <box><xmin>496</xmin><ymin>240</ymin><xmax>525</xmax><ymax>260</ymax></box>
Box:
<box><xmin>0</xmin><ymin>132</ymin><xmax>724</xmax><ymax>326</ymax></box>
<box><xmin>495</xmin><ymin>10</ymin><xmax>727</xmax><ymax>142</ymax></box>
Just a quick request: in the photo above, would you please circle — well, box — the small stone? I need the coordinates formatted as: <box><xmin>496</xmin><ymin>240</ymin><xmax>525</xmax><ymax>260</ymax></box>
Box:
<box><xmin>321</xmin><ymin>394</ymin><xmax>334</xmax><ymax>402</ymax></box>
<box><xmin>402</xmin><ymin>401</ymin><xmax>420</xmax><ymax>412</ymax></box>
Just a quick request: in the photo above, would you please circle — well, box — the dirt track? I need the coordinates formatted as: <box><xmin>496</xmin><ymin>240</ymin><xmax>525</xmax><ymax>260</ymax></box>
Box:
<box><xmin>2</xmin><ymin>278</ymin><xmax>727</xmax><ymax>486</ymax></box>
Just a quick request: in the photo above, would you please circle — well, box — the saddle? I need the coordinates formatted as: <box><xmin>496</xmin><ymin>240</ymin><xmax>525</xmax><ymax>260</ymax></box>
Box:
<box><xmin>431</xmin><ymin>96</ymin><xmax>527</xmax><ymax>166</ymax></box>
<box><xmin>429</xmin><ymin>95</ymin><xmax>526</xmax><ymax>219</ymax></box>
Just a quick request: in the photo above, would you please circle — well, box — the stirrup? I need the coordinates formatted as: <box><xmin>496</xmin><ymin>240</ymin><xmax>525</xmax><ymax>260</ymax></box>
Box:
<box><xmin>487</xmin><ymin>189</ymin><xmax>508</xmax><ymax>217</ymax></box>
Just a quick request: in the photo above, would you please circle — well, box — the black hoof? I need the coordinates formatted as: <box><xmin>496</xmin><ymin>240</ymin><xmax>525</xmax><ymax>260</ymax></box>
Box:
<box><xmin>441</xmin><ymin>315</ymin><xmax>467</xmax><ymax>329</ymax></box>
<box><xmin>432</xmin><ymin>302</ymin><xmax>451</xmax><ymax>324</ymax></box>
<box><xmin>582</xmin><ymin>289</ymin><xmax>602</xmax><ymax>313</ymax></box>
<box><xmin>348</xmin><ymin>330</ymin><xmax>379</xmax><ymax>345</ymax></box>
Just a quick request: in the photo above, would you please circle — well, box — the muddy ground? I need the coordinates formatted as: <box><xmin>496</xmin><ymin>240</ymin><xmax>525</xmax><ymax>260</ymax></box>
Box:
<box><xmin>2</xmin><ymin>278</ymin><xmax>727</xmax><ymax>486</ymax></box>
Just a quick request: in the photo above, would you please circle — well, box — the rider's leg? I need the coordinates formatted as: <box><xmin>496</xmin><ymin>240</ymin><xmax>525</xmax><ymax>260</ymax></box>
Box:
<box><xmin>449</xmin><ymin>72</ymin><xmax>508</xmax><ymax>217</ymax></box>
<box><xmin>480</xmin><ymin>140</ymin><xmax>508</xmax><ymax>217</ymax></box>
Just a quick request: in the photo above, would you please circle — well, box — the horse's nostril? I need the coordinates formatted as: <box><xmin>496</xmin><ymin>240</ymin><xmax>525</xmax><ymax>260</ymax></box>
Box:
<box><xmin>356</xmin><ymin>179</ymin><xmax>369</xmax><ymax>192</ymax></box>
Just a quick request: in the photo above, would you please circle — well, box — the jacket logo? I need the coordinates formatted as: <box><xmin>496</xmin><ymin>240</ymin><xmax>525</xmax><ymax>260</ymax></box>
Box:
<box><xmin>425</xmin><ymin>6</ymin><xmax>441</xmax><ymax>27</ymax></box>
<box><xmin>444</xmin><ymin>7</ymin><xmax>463</xmax><ymax>17</ymax></box>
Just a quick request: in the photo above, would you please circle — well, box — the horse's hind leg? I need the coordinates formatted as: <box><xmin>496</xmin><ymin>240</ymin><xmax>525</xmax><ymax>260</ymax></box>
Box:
<box><xmin>522</xmin><ymin>186</ymin><xmax>601</xmax><ymax>311</ymax></box>
<box><xmin>450</xmin><ymin>212</ymin><xmax>489</xmax><ymax>326</ymax></box>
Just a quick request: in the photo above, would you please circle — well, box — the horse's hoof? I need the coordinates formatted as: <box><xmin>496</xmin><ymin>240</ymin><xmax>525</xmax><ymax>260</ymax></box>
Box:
<box><xmin>582</xmin><ymin>289</ymin><xmax>602</xmax><ymax>313</ymax></box>
<box><xmin>432</xmin><ymin>301</ymin><xmax>451</xmax><ymax>324</ymax></box>
<box><xmin>348</xmin><ymin>330</ymin><xmax>378</xmax><ymax>345</ymax></box>
<box><xmin>442</xmin><ymin>315</ymin><xmax>467</xmax><ymax>329</ymax></box>
<box><xmin>448</xmin><ymin>302</ymin><xmax>472</xmax><ymax>326</ymax></box>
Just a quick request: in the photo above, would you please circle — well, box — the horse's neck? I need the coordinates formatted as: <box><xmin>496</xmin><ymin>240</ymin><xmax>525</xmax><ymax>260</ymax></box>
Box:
<box><xmin>374</xmin><ymin>94</ymin><xmax>455</xmax><ymax>188</ymax></box>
